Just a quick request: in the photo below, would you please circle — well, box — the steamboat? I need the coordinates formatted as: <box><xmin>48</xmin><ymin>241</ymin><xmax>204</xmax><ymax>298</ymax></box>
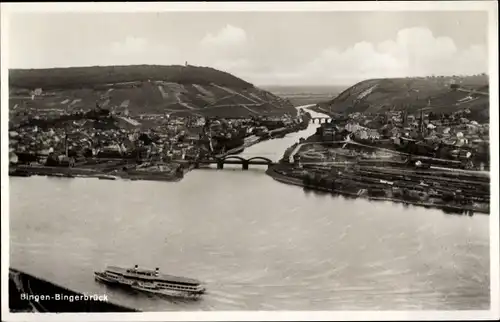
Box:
<box><xmin>94</xmin><ymin>265</ymin><xmax>206</xmax><ymax>299</ymax></box>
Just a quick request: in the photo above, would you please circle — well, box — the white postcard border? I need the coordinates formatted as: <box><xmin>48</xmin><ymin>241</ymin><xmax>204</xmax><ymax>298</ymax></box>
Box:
<box><xmin>1</xmin><ymin>1</ymin><xmax>498</xmax><ymax>321</ymax></box>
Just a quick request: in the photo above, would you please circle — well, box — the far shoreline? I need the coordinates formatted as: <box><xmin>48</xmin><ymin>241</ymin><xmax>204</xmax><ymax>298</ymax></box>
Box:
<box><xmin>265</xmin><ymin>165</ymin><xmax>489</xmax><ymax>216</ymax></box>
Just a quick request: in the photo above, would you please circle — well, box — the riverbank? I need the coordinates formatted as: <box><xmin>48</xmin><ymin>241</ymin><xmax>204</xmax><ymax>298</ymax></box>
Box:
<box><xmin>217</xmin><ymin>115</ymin><xmax>311</xmax><ymax>156</ymax></box>
<box><xmin>266</xmin><ymin>164</ymin><xmax>489</xmax><ymax>216</ymax></box>
<box><xmin>9</xmin><ymin>115</ymin><xmax>312</xmax><ymax>182</ymax></box>
<box><xmin>9</xmin><ymin>268</ymin><xmax>138</xmax><ymax>312</ymax></box>
<box><xmin>9</xmin><ymin>164</ymin><xmax>182</xmax><ymax>182</ymax></box>
<box><xmin>265</xmin><ymin>105</ymin><xmax>492</xmax><ymax>216</ymax></box>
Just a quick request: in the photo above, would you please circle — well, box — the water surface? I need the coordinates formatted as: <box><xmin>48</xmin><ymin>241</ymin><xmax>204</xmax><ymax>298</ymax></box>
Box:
<box><xmin>10</xmin><ymin>107</ymin><xmax>490</xmax><ymax>310</ymax></box>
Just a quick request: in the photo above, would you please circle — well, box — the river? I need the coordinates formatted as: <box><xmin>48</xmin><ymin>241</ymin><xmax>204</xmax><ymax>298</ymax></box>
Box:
<box><xmin>9</xmin><ymin>106</ymin><xmax>490</xmax><ymax>311</ymax></box>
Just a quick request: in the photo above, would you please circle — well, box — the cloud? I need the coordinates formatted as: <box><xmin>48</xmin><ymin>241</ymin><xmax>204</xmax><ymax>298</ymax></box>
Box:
<box><xmin>200</xmin><ymin>24</ymin><xmax>248</xmax><ymax>49</ymax></box>
<box><xmin>302</xmin><ymin>27</ymin><xmax>488</xmax><ymax>83</ymax></box>
<box><xmin>192</xmin><ymin>25</ymin><xmax>252</xmax><ymax>76</ymax></box>
<box><xmin>201</xmin><ymin>26</ymin><xmax>487</xmax><ymax>86</ymax></box>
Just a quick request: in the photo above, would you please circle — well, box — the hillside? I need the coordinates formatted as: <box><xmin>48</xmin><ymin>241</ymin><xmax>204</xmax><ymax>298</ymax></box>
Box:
<box><xmin>317</xmin><ymin>75</ymin><xmax>489</xmax><ymax>120</ymax></box>
<box><xmin>9</xmin><ymin>65</ymin><xmax>296</xmax><ymax>118</ymax></box>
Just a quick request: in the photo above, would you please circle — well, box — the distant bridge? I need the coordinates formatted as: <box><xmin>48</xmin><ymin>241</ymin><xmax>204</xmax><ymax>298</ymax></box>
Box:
<box><xmin>195</xmin><ymin>155</ymin><xmax>276</xmax><ymax>170</ymax></box>
<box><xmin>310</xmin><ymin>117</ymin><xmax>332</xmax><ymax>124</ymax></box>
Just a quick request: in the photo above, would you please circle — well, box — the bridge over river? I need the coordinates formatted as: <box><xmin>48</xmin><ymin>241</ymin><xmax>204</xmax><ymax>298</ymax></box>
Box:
<box><xmin>195</xmin><ymin>155</ymin><xmax>276</xmax><ymax>170</ymax></box>
<box><xmin>310</xmin><ymin>117</ymin><xmax>332</xmax><ymax>124</ymax></box>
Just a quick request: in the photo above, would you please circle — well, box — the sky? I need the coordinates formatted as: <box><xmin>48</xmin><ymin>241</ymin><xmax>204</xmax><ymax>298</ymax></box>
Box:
<box><xmin>7</xmin><ymin>11</ymin><xmax>490</xmax><ymax>86</ymax></box>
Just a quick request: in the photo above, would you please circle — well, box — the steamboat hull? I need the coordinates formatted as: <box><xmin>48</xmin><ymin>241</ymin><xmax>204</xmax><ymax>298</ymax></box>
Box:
<box><xmin>94</xmin><ymin>272</ymin><xmax>204</xmax><ymax>299</ymax></box>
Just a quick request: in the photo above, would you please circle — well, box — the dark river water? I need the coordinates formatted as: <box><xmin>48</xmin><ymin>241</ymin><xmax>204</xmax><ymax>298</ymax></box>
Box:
<box><xmin>10</xmin><ymin>107</ymin><xmax>490</xmax><ymax>311</ymax></box>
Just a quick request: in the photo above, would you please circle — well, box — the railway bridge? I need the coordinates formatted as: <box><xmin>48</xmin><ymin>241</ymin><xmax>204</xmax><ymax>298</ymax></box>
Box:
<box><xmin>310</xmin><ymin>117</ymin><xmax>332</xmax><ymax>124</ymax></box>
<box><xmin>195</xmin><ymin>155</ymin><xmax>276</xmax><ymax>170</ymax></box>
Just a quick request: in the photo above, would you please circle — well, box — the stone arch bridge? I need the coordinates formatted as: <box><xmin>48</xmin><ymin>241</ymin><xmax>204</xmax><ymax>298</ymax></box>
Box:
<box><xmin>195</xmin><ymin>155</ymin><xmax>276</xmax><ymax>170</ymax></box>
<box><xmin>310</xmin><ymin>117</ymin><xmax>332</xmax><ymax>124</ymax></box>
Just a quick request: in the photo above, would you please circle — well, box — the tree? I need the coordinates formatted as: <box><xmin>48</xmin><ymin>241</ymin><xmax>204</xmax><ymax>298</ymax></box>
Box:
<box><xmin>83</xmin><ymin>148</ymin><xmax>93</xmax><ymax>158</ymax></box>
<box><xmin>45</xmin><ymin>153</ymin><xmax>59</xmax><ymax>166</ymax></box>
<box><xmin>138</xmin><ymin>133</ymin><xmax>153</xmax><ymax>145</ymax></box>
